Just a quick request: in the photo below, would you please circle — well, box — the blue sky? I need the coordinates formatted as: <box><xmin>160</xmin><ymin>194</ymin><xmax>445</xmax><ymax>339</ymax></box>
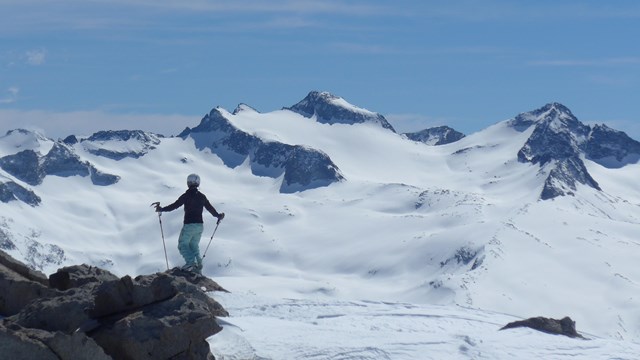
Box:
<box><xmin>1</xmin><ymin>0</ymin><xmax>639</xmax><ymax>139</ymax></box>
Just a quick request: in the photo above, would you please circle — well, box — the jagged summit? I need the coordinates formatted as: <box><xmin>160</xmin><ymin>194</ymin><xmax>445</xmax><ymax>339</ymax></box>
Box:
<box><xmin>530</xmin><ymin>102</ymin><xmax>576</xmax><ymax>121</ymax></box>
<box><xmin>511</xmin><ymin>102</ymin><xmax>640</xmax><ymax>200</ymax></box>
<box><xmin>232</xmin><ymin>103</ymin><xmax>258</xmax><ymax>115</ymax></box>
<box><xmin>284</xmin><ymin>91</ymin><xmax>396</xmax><ymax>132</ymax></box>
<box><xmin>178</xmin><ymin>107</ymin><xmax>234</xmax><ymax>137</ymax></box>
<box><xmin>514</xmin><ymin>103</ymin><xmax>597</xmax><ymax>199</ymax></box>
<box><xmin>508</xmin><ymin>102</ymin><xmax>582</xmax><ymax>133</ymax></box>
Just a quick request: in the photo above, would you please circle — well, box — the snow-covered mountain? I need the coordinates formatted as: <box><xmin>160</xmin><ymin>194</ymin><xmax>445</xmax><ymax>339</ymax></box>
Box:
<box><xmin>1</xmin><ymin>91</ymin><xmax>640</xmax><ymax>358</ymax></box>
<box><xmin>284</xmin><ymin>90</ymin><xmax>396</xmax><ymax>132</ymax></box>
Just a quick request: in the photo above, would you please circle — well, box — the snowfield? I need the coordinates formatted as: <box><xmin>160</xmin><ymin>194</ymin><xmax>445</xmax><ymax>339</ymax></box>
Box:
<box><xmin>2</xmin><ymin>96</ymin><xmax>640</xmax><ymax>359</ymax></box>
<box><xmin>208</xmin><ymin>291</ymin><xmax>640</xmax><ymax>360</ymax></box>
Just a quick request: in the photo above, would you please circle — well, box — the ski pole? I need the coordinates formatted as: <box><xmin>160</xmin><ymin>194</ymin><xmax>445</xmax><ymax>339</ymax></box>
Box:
<box><xmin>202</xmin><ymin>217</ymin><xmax>222</xmax><ymax>262</ymax></box>
<box><xmin>151</xmin><ymin>202</ymin><xmax>170</xmax><ymax>270</ymax></box>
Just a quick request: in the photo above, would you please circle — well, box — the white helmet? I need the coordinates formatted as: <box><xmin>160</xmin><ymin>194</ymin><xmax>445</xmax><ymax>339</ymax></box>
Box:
<box><xmin>187</xmin><ymin>173</ymin><xmax>200</xmax><ymax>187</ymax></box>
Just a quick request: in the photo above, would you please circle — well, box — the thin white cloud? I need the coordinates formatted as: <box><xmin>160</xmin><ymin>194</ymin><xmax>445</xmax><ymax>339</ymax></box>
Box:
<box><xmin>529</xmin><ymin>57</ymin><xmax>640</xmax><ymax>67</ymax></box>
<box><xmin>0</xmin><ymin>87</ymin><xmax>19</xmax><ymax>104</ymax></box>
<box><xmin>25</xmin><ymin>48</ymin><xmax>46</xmax><ymax>65</ymax></box>
<box><xmin>0</xmin><ymin>108</ymin><xmax>200</xmax><ymax>139</ymax></box>
<box><xmin>103</xmin><ymin>0</ymin><xmax>391</xmax><ymax>16</ymax></box>
<box><xmin>0</xmin><ymin>0</ymin><xmax>394</xmax><ymax>35</ymax></box>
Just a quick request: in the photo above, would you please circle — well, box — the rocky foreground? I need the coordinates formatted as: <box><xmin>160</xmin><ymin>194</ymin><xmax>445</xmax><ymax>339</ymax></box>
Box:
<box><xmin>0</xmin><ymin>249</ymin><xmax>229</xmax><ymax>359</ymax></box>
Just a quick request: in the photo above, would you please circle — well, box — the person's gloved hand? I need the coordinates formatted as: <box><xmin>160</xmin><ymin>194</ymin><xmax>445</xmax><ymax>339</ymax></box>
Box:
<box><xmin>217</xmin><ymin>212</ymin><xmax>225</xmax><ymax>224</ymax></box>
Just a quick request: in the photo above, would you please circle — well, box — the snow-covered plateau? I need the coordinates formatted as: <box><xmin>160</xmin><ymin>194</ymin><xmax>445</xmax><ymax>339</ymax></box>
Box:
<box><xmin>1</xmin><ymin>92</ymin><xmax>640</xmax><ymax>359</ymax></box>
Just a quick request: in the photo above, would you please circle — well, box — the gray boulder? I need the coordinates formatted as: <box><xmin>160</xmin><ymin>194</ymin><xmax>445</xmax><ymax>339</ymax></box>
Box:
<box><xmin>49</xmin><ymin>264</ymin><xmax>120</xmax><ymax>291</ymax></box>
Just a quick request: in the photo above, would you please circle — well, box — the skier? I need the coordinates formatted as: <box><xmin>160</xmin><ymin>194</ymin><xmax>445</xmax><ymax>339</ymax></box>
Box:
<box><xmin>154</xmin><ymin>173</ymin><xmax>224</xmax><ymax>274</ymax></box>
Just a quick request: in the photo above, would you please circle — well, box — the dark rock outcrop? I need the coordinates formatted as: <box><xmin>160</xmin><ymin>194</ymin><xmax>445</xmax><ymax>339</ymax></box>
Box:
<box><xmin>0</xmin><ymin>250</ymin><xmax>228</xmax><ymax>359</ymax></box>
<box><xmin>0</xmin><ymin>249</ymin><xmax>57</xmax><ymax>316</ymax></box>
<box><xmin>0</xmin><ymin>150</ymin><xmax>43</xmax><ymax>186</ymax></box>
<box><xmin>0</xmin><ymin>141</ymin><xmax>120</xmax><ymax>188</ymax></box>
<box><xmin>585</xmin><ymin>124</ymin><xmax>640</xmax><ymax>168</ymax></box>
<box><xmin>49</xmin><ymin>264</ymin><xmax>120</xmax><ymax>291</ymax></box>
<box><xmin>404</xmin><ymin>126</ymin><xmax>465</xmax><ymax>145</ymax></box>
<box><xmin>284</xmin><ymin>91</ymin><xmax>396</xmax><ymax>132</ymax></box>
<box><xmin>0</xmin><ymin>322</ymin><xmax>112</xmax><ymax>360</ymax></box>
<box><xmin>0</xmin><ymin>180</ymin><xmax>41</xmax><ymax>206</ymax></box>
<box><xmin>500</xmin><ymin>316</ymin><xmax>584</xmax><ymax>338</ymax></box>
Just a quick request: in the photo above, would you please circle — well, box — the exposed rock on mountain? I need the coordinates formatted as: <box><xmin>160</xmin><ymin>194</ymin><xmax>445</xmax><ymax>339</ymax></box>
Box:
<box><xmin>404</xmin><ymin>126</ymin><xmax>465</xmax><ymax>145</ymax></box>
<box><xmin>585</xmin><ymin>124</ymin><xmax>640</xmax><ymax>168</ymax></box>
<box><xmin>284</xmin><ymin>91</ymin><xmax>396</xmax><ymax>132</ymax></box>
<box><xmin>510</xmin><ymin>103</ymin><xmax>640</xmax><ymax>200</ymax></box>
<box><xmin>180</xmin><ymin>107</ymin><xmax>344</xmax><ymax>193</ymax></box>
<box><xmin>0</xmin><ymin>250</ymin><xmax>228</xmax><ymax>360</ymax></box>
<box><xmin>0</xmin><ymin>150</ymin><xmax>43</xmax><ymax>186</ymax></box>
<box><xmin>0</xmin><ymin>136</ymin><xmax>120</xmax><ymax>187</ymax></box>
<box><xmin>0</xmin><ymin>179</ymin><xmax>41</xmax><ymax>206</ymax></box>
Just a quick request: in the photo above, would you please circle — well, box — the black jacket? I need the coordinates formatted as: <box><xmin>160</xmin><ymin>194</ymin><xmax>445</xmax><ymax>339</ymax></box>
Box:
<box><xmin>161</xmin><ymin>187</ymin><xmax>219</xmax><ymax>224</ymax></box>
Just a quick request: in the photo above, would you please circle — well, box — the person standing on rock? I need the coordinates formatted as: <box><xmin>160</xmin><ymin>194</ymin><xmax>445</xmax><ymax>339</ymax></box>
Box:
<box><xmin>154</xmin><ymin>174</ymin><xmax>224</xmax><ymax>274</ymax></box>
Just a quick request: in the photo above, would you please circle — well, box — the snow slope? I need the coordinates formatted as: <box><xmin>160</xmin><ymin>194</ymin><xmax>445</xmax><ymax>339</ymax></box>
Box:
<box><xmin>209</xmin><ymin>291</ymin><xmax>640</xmax><ymax>360</ymax></box>
<box><xmin>1</xmin><ymin>95</ymin><xmax>640</xmax><ymax>358</ymax></box>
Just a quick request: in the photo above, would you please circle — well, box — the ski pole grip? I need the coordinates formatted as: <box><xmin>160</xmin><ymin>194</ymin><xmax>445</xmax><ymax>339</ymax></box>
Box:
<box><xmin>151</xmin><ymin>202</ymin><xmax>162</xmax><ymax>213</ymax></box>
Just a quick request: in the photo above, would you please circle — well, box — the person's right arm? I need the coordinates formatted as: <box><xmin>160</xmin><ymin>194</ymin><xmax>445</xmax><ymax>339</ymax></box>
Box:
<box><xmin>158</xmin><ymin>194</ymin><xmax>185</xmax><ymax>212</ymax></box>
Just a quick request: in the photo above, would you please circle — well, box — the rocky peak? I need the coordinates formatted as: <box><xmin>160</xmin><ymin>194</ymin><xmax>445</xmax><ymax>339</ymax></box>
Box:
<box><xmin>404</xmin><ymin>126</ymin><xmax>465</xmax><ymax>146</ymax></box>
<box><xmin>284</xmin><ymin>91</ymin><xmax>396</xmax><ymax>132</ymax></box>
<box><xmin>509</xmin><ymin>102</ymin><xmax>581</xmax><ymax>133</ymax></box>
<box><xmin>515</xmin><ymin>103</ymin><xmax>599</xmax><ymax>200</ymax></box>
<box><xmin>3</xmin><ymin>129</ymin><xmax>50</xmax><ymax>143</ymax></box>
<box><xmin>179</xmin><ymin>107</ymin><xmax>235</xmax><ymax>137</ymax></box>
<box><xmin>0</xmin><ymin>129</ymin><xmax>53</xmax><ymax>157</ymax></box>
<box><xmin>81</xmin><ymin>130</ymin><xmax>161</xmax><ymax>160</ymax></box>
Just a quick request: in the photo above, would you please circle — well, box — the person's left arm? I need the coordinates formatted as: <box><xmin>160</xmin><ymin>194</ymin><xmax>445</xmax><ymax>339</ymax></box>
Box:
<box><xmin>203</xmin><ymin>196</ymin><xmax>225</xmax><ymax>222</ymax></box>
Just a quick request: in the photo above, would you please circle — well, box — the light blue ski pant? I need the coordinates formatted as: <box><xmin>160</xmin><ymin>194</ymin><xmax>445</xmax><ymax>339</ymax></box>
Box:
<box><xmin>178</xmin><ymin>223</ymin><xmax>204</xmax><ymax>267</ymax></box>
